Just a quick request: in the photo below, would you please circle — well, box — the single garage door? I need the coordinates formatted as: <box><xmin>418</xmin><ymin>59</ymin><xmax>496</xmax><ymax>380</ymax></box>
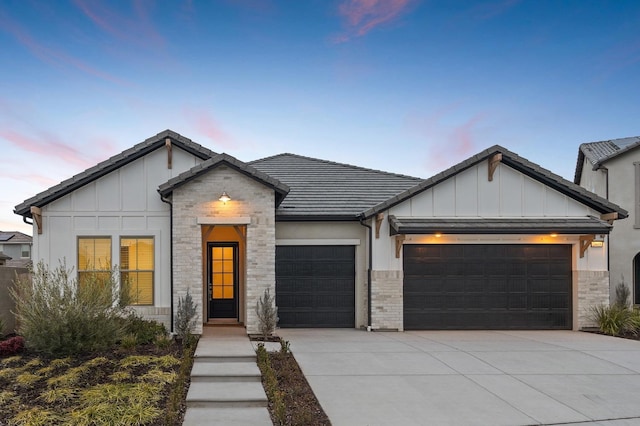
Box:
<box><xmin>276</xmin><ymin>245</ymin><xmax>355</xmax><ymax>328</ymax></box>
<box><xmin>403</xmin><ymin>244</ymin><xmax>572</xmax><ymax>330</ymax></box>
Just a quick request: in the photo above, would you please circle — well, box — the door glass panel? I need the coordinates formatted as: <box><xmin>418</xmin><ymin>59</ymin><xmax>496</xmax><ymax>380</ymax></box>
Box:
<box><xmin>211</xmin><ymin>245</ymin><xmax>235</xmax><ymax>300</ymax></box>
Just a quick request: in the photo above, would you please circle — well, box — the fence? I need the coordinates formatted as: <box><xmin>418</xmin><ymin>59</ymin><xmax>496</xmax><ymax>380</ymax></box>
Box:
<box><xmin>0</xmin><ymin>267</ymin><xmax>28</xmax><ymax>334</ymax></box>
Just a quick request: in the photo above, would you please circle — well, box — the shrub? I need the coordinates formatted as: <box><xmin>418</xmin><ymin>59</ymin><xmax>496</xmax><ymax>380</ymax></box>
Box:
<box><xmin>122</xmin><ymin>313</ymin><xmax>167</xmax><ymax>345</ymax></box>
<box><xmin>614</xmin><ymin>276</ymin><xmax>630</xmax><ymax>308</ymax></box>
<box><xmin>10</xmin><ymin>261</ymin><xmax>133</xmax><ymax>355</ymax></box>
<box><xmin>0</xmin><ymin>336</ymin><xmax>24</xmax><ymax>356</ymax></box>
<box><xmin>590</xmin><ymin>304</ymin><xmax>634</xmax><ymax>336</ymax></box>
<box><xmin>175</xmin><ymin>290</ymin><xmax>197</xmax><ymax>341</ymax></box>
<box><xmin>255</xmin><ymin>288</ymin><xmax>278</xmax><ymax>339</ymax></box>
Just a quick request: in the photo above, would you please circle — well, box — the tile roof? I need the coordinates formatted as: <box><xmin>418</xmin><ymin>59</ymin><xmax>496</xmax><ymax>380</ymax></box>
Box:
<box><xmin>388</xmin><ymin>215</ymin><xmax>613</xmax><ymax>235</ymax></box>
<box><xmin>14</xmin><ymin>130</ymin><xmax>216</xmax><ymax>218</ymax></box>
<box><xmin>158</xmin><ymin>153</ymin><xmax>290</xmax><ymax>205</ymax></box>
<box><xmin>574</xmin><ymin>136</ymin><xmax>640</xmax><ymax>183</ymax></box>
<box><xmin>362</xmin><ymin>145</ymin><xmax>628</xmax><ymax>219</ymax></box>
<box><xmin>0</xmin><ymin>231</ymin><xmax>32</xmax><ymax>244</ymax></box>
<box><xmin>250</xmin><ymin>153</ymin><xmax>423</xmax><ymax>219</ymax></box>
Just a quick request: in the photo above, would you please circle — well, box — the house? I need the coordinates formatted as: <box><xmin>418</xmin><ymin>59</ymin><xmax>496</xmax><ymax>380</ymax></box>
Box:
<box><xmin>0</xmin><ymin>231</ymin><xmax>32</xmax><ymax>268</ymax></box>
<box><xmin>14</xmin><ymin>130</ymin><xmax>626</xmax><ymax>334</ymax></box>
<box><xmin>575</xmin><ymin>136</ymin><xmax>640</xmax><ymax>304</ymax></box>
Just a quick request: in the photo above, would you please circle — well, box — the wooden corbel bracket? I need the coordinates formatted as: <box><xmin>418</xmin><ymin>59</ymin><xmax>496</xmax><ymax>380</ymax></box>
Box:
<box><xmin>488</xmin><ymin>153</ymin><xmax>502</xmax><ymax>181</ymax></box>
<box><xmin>579</xmin><ymin>235</ymin><xmax>594</xmax><ymax>258</ymax></box>
<box><xmin>395</xmin><ymin>234</ymin><xmax>405</xmax><ymax>258</ymax></box>
<box><xmin>30</xmin><ymin>206</ymin><xmax>43</xmax><ymax>234</ymax></box>
<box><xmin>165</xmin><ymin>138</ymin><xmax>172</xmax><ymax>169</ymax></box>
<box><xmin>375</xmin><ymin>213</ymin><xmax>384</xmax><ymax>239</ymax></box>
<box><xmin>600</xmin><ymin>212</ymin><xmax>618</xmax><ymax>225</ymax></box>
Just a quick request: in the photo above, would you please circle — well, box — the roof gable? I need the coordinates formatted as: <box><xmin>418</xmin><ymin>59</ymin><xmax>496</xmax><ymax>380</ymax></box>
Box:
<box><xmin>362</xmin><ymin>145</ymin><xmax>628</xmax><ymax>219</ymax></box>
<box><xmin>158</xmin><ymin>153</ymin><xmax>290</xmax><ymax>206</ymax></box>
<box><xmin>574</xmin><ymin>136</ymin><xmax>640</xmax><ymax>183</ymax></box>
<box><xmin>250</xmin><ymin>153</ymin><xmax>423</xmax><ymax>219</ymax></box>
<box><xmin>14</xmin><ymin>130</ymin><xmax>216</xmax><ymax>217</ymax></box>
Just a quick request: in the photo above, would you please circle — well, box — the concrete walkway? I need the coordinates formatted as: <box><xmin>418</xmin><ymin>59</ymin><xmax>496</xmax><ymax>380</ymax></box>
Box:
<box><xmin>182</xmin><ymin>326</ymin><xmax>271</xmax><ymax>426</ymax></box>
<box><xmin>279</xmin><ymin>329</ymin><xmax>640</xmax><ymax>426</ymax></box>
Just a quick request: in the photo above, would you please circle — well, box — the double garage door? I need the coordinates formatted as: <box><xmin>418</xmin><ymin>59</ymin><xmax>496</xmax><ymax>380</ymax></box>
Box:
<box><xmin>404</xmin><ymin>244</ymin><xmax>572</xmax><ymax>330</ymax></box>
<box><xmin>276</xmin><ymin>245</ymin><xmax>355</xmax><ymax>328</ymax></box>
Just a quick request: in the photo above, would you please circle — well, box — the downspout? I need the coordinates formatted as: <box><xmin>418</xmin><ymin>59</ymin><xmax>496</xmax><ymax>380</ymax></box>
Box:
<box><xmin>603</xmin><ymin>167</ymin><xmax>610</xmax><ymax>273</ymax></box>
<box><xmin>359</xmin><ymin>216</ymin><xmax>373</xmax><ymax>329</ymax></box>
<box><xmin>160</xmin><ymin>194</ymin><xmax>174</xmax><ymax>333</ymax></box>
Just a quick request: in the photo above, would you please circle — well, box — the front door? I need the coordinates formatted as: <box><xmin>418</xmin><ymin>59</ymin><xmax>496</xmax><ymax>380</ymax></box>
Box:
<box><xmin>207</xmin><ymin>242</ymin><xmax>238</xmax><ymax>319</ymax></box>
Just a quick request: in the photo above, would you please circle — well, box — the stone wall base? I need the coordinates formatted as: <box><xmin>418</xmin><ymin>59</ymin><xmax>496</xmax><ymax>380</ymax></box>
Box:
<box><xmin>371</xmin><ymin>270</ymin><xmax>403</xmax><ymax>331</ymax></box>
<box><xmin>576</xmin><ymin>270</ymin><xmax>610</xmax><ymax>329</ymax></box>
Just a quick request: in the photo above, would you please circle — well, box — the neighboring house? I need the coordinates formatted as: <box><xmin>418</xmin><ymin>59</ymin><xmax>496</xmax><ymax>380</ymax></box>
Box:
<box><xmin>0</xmin><ymin>231</ymin><xmax>32</xmax><ymax>268</ymax></box>
<box><xmin>575</xmin><ymin>136</ymin><xmax>640</xmax><ymax>304</ymax></box>
<box><xmin>14</xmin><ymin>130</ymin><xmax>626</xmax><ymax>334</ymax></box>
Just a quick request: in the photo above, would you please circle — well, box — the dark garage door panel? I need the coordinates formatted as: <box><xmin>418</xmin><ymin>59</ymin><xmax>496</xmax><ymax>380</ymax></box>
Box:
<box><xmin>276</xmin><ymin>245</ymin><xmax>355</xmax><ymax>328</ymax></box>
<box><xmin>403</xmin><ymin>244</ymin><xmax>572</xmax><ymax>330</ymax></box>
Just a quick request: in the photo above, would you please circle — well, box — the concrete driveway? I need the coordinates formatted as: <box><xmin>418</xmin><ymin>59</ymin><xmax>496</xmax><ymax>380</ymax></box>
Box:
<box><xmin>277</xmin><ymin>329</ymin><xmax>640</xmax><ymax>426</ymax></box>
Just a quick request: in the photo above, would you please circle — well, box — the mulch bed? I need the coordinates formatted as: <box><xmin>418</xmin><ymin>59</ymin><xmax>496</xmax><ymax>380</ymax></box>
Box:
<box><xmin>251</xmin><ymin>335</ymin><xmax>331</xmax><ymax>425</ymax></box>
<box><xmin>0</xmin><ymin>342</ymin><xmax>190</xmax><ymax>426</ymax></box>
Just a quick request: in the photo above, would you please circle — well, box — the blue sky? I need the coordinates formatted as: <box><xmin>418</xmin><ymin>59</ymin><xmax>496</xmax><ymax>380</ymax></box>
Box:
<box><xmin>1</xmin><ymin>0</ymin><xmax>639</xmax><ymax>234</ymax></box>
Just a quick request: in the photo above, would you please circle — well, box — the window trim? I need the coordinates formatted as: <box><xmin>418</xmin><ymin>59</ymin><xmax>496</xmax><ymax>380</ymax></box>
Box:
<box><xmin>120</xmin><ymin>236</ymin><xmax>155</xmax><ymax>306</ymax></box>
<box><xmin>77</xmin><ymin>236</ymin><xmax>112</xmax><ymax>285</ymax></box>
<box><xmin>21</xmin><ymin>244</ymin><xmax>30</xmax><ymax>258</ymax></box>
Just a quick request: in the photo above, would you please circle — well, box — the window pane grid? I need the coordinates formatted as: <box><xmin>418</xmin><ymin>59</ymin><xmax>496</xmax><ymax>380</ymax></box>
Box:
<box><xmin>120</xmin><ymin>237</ymin><xmax>154</xmax><ymax>306</ymax></box>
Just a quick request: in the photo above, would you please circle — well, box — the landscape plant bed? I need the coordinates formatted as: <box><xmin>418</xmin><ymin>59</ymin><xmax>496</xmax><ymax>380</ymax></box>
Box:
<box><xmin>0</xmin><ymin>342</ymin><xmax>195</xmax><ymax>426</ymax></box>
<box><xmin>257</xmin><ymin>341</ymin><xmax>331</xmax><ymax>426</ymax></box>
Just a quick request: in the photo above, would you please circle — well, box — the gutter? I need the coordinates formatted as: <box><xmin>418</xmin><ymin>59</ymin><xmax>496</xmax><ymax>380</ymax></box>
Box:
<box><xmin>358</xmin><ymin>216</ymin><xmax>372</xmax><ymax>329</ymax></box>
<box><xmin>160</xmin><ymin>194</ymin><xmax>175</xmax><ymax>333</ymax></box>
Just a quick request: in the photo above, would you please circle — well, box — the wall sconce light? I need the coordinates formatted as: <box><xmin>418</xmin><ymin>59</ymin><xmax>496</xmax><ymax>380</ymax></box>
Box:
<box><xmin>591</xmin><ymin>235</ymin><xmax>605</xmax><ymax>247</ymax></box>
<box><xmin>219</xmin><ymin>192</ymin><xmax>231</xmax><ymax>204</ymax></box>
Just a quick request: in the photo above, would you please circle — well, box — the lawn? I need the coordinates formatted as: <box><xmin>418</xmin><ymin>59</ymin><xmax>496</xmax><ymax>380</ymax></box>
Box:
<box><xmin>0</xmin><ymin>340</ymin><xmax>196</xmax><ymax>426</ymax></box>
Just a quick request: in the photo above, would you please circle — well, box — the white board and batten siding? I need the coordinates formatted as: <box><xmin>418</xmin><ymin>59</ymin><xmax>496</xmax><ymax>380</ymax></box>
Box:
<box><xmin>33</xmin><ymin>147</ymin><xmax>205</xmax><ymax>313</ymax></box>
<box><xmin>373</xmin><ymin>161</ymin><xmax>608</xmax><ymax>271</ymax></box>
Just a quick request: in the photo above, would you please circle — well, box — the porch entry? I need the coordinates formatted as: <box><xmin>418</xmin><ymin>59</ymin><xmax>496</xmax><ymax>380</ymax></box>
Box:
<box><xmin>207</xmin><ymin>242</ymin><xmax>239</xmax><ymax>319</ymax></box>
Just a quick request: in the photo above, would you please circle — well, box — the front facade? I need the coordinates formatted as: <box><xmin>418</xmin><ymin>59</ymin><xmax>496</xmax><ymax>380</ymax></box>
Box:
<box><xmin>575</xmin><ymin>137</ymin><xmax>640</xmax><ymax>304</ymax></box>
<box><xmin>15</xmin><ymin>130</ymin><xmax>626</xmax><ymax>334</ymax></box>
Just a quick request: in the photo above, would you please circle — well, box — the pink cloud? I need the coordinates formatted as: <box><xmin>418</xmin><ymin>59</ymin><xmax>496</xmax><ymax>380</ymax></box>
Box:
<box><xmin>0</xmin><ymin>129</ymin><xmax>94</xmax><ymax>169</ymax></box>
<box><xmin>183</xmin><ymin>107</ymin><xmax>236</xmax><ymax>150</ymax></box>
<box><xmin>335</xmin><ymin>0</ymin><xmax>413</xmax><ymax>43</ymax></box>
<box><xmin>73</xmin><ymin>0</ymin><xmax>164</xmax><ymax>49</ymax></box>
<box><xmin>407</xmin><ymin>105</ymin><xmax>487</xmax><ymax>172</ymax></box>
<box><xmin>0</xmin><ymin>171</ymin><xmax>58</xmax><ymax>187</ymax></box>
<box><xmin>0</xmin><ymin>12</ymin><xmax>129</xmax><ymax>85</ymax></box>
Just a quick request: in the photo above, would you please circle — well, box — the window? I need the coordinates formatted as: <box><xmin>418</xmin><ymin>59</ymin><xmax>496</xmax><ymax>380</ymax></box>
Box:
<box><xmin>78</xmin><ymin>237</ymin><xmax>112</xmax><ymax>286</ymax></box>
<box><xmin>120</xmin><ymin>237</ymin><xmax>154</xmax><ymax>305</ymax></box>
<box><xmin>0</xmin><ymin>244</ymin><xmax>3</xmax><ymax>253</ymax></box>
<box><xmin>21</xmin><ymin>244</ymin><xmax>30</xmax><ymax>258</ymax></box>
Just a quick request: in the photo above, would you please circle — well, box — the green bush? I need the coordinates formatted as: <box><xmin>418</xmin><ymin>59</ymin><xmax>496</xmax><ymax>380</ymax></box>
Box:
<box><xmin>175</xmin><ymin>290</ymin><xmax>196</xmax><ymax>341</ymax></box>
<box><xmin>10</xmin><ymin>261</ymin><xmax>133</xmax><ymax>355</ymax></box>
<box><xmin>590</xmin><ymin>304</ymin><xmax>635</xmax><ymax>336</ymax></box>
<box><xmin>614</xmin><ymin>276</ymin><xmax>630</xmax><ymax>308</ymax></box>
<box><xmin>255</xmin><ymin>288</ymin><xmax>278</xmax><ymax>339</ymax></box>
<box><xmin>122</xmin><ymin>313</ymin><xmax>167</xmax><ymax>345</ymax></box>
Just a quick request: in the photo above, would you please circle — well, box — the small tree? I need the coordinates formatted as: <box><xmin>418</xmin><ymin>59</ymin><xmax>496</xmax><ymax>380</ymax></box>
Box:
<box><xmin>255</xmin><ymin>288</ymin><xmax>278</xmax><ymax>339</ymax></box>
<box><xmin>175</xmin><ymin>290</ymin><xmax>197</xmax><ymax>341</ymax></box>
<box><xmin>615</xmin><ymin>275</ymin><xmax>630</xmax><ymax>308</ymax></box>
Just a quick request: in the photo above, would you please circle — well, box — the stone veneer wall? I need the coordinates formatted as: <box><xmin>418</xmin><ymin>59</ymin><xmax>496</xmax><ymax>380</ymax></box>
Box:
<box><xmin>576</xmin><ymin>270</ymin><xmax>609</xmax><ymax>329</ymax></box>
<box><xmin>171</xmin><ymin>165</ymin><xmax>275</xmax><ymax>335</ymax></box>
<box><xmin>132</xmin><ymin>307</ymin><xmax>171</xmax><ymax>331</ymax></box>
<box><xmin>371</xmin><ymin>270</ymin><xmax>403</xmax><ymax>330</ymax></box>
